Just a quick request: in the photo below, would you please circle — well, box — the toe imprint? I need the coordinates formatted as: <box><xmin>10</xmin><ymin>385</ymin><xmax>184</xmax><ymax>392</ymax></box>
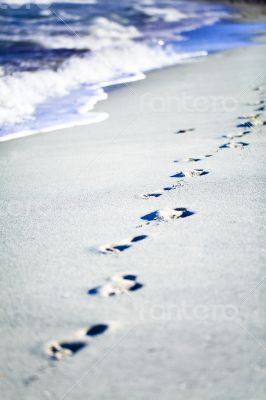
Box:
<box><xmin>223</xmin><ymin>130</ymin><xmax>250</xmax><ymax>139</ymax></box>
<box><xmin>98</xmin><ymin>235</ymin><xmax>148</xmax><ymax>254</ymax></box>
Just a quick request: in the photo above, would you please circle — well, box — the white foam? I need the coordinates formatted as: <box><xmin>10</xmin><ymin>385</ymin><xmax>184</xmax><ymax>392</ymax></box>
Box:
<box><xmin>0</xmin><ymin>112</ymin><xmax>108</xmax><ymax>142</ymax></box>
<box><xmin>136</xmin><ymin>6</ymin><xmax>187</xmax><ymax>22</ymax></box>
<box><xmin>14</xmin><ymin>17</ymin><xmax>142</xmax><ymax>51</ymax></box>
<box><xmin>0</xmin><ymin>41</ymin><xmax>207</xmax><ymax>128</ymax></box>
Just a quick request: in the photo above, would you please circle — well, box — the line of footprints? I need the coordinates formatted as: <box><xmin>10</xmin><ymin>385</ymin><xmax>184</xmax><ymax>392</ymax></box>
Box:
<box><xmin>46</xmin><ymin>86</ymin><xmax>266</xmax><ymax>362</ymax></box>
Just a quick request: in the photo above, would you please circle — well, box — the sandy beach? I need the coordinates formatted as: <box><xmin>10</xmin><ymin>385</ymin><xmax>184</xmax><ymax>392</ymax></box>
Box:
<box><xmin>1</xmin><ymin>37</ymin><xmax>266</xmax><ymax>400</ymax></box>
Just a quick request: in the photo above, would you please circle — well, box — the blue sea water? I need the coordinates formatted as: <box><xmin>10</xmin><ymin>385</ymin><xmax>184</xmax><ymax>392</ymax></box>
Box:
<box><xmin>0</xmin><ymin>0</ymin><xmax>265</xmax><ymax>140</ymax></box>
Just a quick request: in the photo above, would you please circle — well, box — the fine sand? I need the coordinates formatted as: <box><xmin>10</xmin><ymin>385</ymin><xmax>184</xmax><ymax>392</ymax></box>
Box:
<box><xmin>0</xmin><ymin>42</ymin><xmax>266</xmax><ymax>400</ymax></box>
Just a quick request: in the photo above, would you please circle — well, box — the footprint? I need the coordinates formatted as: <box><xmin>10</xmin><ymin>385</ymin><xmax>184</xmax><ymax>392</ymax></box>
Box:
<box><xmin>137</xmin><ymin>183</ymin><xmax>183</xmax><ymax>199</ymax></box>
<box><xmin>253</xmin><ymin>85</ymin><xmax>265</xmax><ymax>93</ymax></box>
<box><xmin>237</xmin><ymin>119</ymin><xmax>263</xmax><ymax>128</ymax></box>
<box><xmin>137</xmin><ymin>191</ymin><xmax>163</xmax><ymax>199</ymax></box>
<box><xmin>246</xmin><ymin>99</ymin><xmax>264</xmax><ymax>106</ymax></box>
<box><xmin>182</xmin><ymin>157</ymin><xmax>201</xmax><ymax>162</ymax></box>
<box><xmin>140</xmin><ymin>207</ymin><xmax>194</xmax><ymax>224</ymax></box>
<box><xmin>238</xmin><ymin>114</ymin><xmax>260</xmax><ymax>120</ymax></box>
<box><xmin>247</xmin><ymin>100</ymin><xmax>265</xmax><ymax>106</ymax></box>
<box><xmin>181</xmin><ymin>154</ymin><xmax>213</xmax><ymax>163</ymax></box>
<box><xmin>236</xmin><ymin>121</ymin><xmax>254</xmax><ymax>129</ymax></box>
<box><xmin>256</xmin><ymin>106</ymin><xmax>265</xmax><ymax>112</ymax></box>
<box><xmin>171</xmin><ymin>169</ymin><xmax>208</xmax><ymax>178</ymax></box>
<box><xmin>46</xmin><ymin>324</ymin><xmax>108</xmax><ymax>360</ymax></box>
<box><xmin>175</xmin><ymin>128</ymin><xmax>195</xmax><ymax>134</ymax></box>
<box><xmin>163</xmin><ymin>182</ymin><xmax>184</xmax><ymax>190</ymax></box>
<box><xmin>253</xmin><ymin>86</ymin><xmax>265</xmax><ymax>92</ymax></box>
<box><xmin>222</xmin><ymin>130</ymin><xmax>250</xmax><ymax>139</ymax></box>
<box><xmin>252</xmin><ymin>119</ymin><xmax>264</xmax><ymax>126</ymax></box>
<box><xmin>88</xmin><ymin>274</ymin><xmax>144</xmax><ymax>297</ymax></box>
<box><xmin>219</xmin><ymin>141</ymin><xmax>249</xmax><ymax>149</ymax></box>
<box><xmin>98</xmin><ymin>235</ymin><xmax>148</xmax><ymax>254</ymax></box>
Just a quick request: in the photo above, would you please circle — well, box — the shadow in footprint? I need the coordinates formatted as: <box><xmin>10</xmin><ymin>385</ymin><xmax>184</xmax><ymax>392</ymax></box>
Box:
<box><xmin>141</xmin><ymin>210</ymin><xmax>159</xmax><ymax>222</ymax></box>
<box><xmin>175</xmin><ymin>207</ymin><xmax>194</xmax><ymax>218</ymax></box>
<box><xmin>86</xmin><ymin>324</ymin><xmax>108</xmax><ymax>337</ymax></box>
<box><xmin>175</xmin><ymin>128</ymin><xmax>195</xmax><ymax>134</ymax></box>
<box><xmin>129</xmin><ymin>282</ymin><xmax>144</xmax><ymax>292</ymax></box>
<box><xmin>237</xmin><ymin>122</ymin><xmax>253</xmax><ymax>128</ymax></box>
<box><xmin>60</xmin><ymin>342</ymin><xmax>87</xmax><ymax>354</ymax></box>
<box><xmin>88</xmin><ymin>287</ymin><xmax>99</xmax><ymax>295</ymax></box>
<box><xmin>112</xmin><ymin>244</ymin><xmax>131</xmax><ymax>252</ymax></box>
<box><xmin>147</xmin><ymin>193</ymin><xmax>162</xmax><ymax>198</ymax></box>
<box><xmin>131</xmin><ymin>235</ymin><xmax>148</xmax><ymax>243</ymax></box>
<box><xmin>123</xmin><ymin>274</ymin><xmax>137</xmax><ymax>280</ymax></box>
<box><xmin>171</xmin><ymin>172</ymin><xmax>185</xmax><ymax>178</ymax></box>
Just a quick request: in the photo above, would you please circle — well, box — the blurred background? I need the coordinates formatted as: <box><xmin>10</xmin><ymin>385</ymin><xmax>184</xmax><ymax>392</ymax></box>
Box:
<box><xmin>0</xmin><ymin>0</ymin><xmax>266</xmax><ymax>140</ymax></box>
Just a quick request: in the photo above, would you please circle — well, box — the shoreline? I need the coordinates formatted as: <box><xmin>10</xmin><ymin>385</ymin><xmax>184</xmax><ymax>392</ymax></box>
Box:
<box><xmin>1</xmin><ymin>42</ymin><xmax>266</xmax><ymax>399</ymax></box>
<box><xmin>1</xmin><ymin>2</ymin><xmax>266</xmax><ymax>143</ymax></box>
<box><xmin>0</xmin><ymin>37</ymin><xmax>262</xmax><ymax>144</ymax></box>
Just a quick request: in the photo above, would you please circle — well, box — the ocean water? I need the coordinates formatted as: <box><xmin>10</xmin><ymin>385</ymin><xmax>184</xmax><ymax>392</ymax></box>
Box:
<box><xmin>0</xmin><ymin>0</ymin><xmax>265</xmax><ymax>141</ymax></box>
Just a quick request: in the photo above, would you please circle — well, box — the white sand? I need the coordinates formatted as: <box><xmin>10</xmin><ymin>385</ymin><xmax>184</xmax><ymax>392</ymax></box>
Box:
<box><xmin>0</xmin><ymin>43</ymin><xmax>266</xmax><ymax>400</ymax></box>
